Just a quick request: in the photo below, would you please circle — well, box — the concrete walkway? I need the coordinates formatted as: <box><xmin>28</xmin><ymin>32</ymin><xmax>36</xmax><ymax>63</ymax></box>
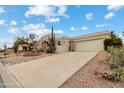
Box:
<box><xmin>7</xmin><ymin>52</ymin><xmax>98</xmax><ymax>88</ymax></box>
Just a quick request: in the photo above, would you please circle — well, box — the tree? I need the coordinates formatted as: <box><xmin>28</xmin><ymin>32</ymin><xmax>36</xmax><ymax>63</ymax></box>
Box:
<box><xmin>13</xmin><ymin>36</ymin><xmax>28</xmax><ymax>54</ymax></box>
<box><xmin>13</xmin><ymin>42</ymin><xmax>18</xmax><ymax>54</ymax></box>
<box><xmin>15</xmin><ymin>37</ymin><xmax>28</xmax><ymax>45</ymax></box>
<box><xmin>110</xmin><ymin>31</ymin><xmax>118</xmax><ymax>40</ymax></box>
<box><xmin>28</xmin><ymin>34</ymin><xmax>36</xmax><ymax>44</ymax></box>
<box><xmin>104</xmin><ymin>31</ymin><xmax>122</xmax><ymax>50</ymax></box>
<box><xmin>13</xmin><ymin>34</ymin><xmax>36</xmax><ymax>53</ymax></box>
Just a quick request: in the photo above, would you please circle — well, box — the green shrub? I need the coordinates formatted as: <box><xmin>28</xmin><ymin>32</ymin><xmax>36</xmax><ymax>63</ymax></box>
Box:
<box><xmin>115</xmin><ymin>68</ymin><xmax>124</xmax><ymax>82</ymax></box>
<box><xmin>104</xmin><ymin>38</ymin><xmax>122</xmax><ymax>51</ymax></box>
<box><xmin>39</xmin><ymin>48</ymin><xmax>44</xmax><ymax>52</ymax></box>
<box><xmin>46</xmin><ymin>48</ymin><xmax>52</xmax><ymax>53</ymax></box>
<box><xmin>104</xmin><ymin>39</ymin><xmax>112</xmax><ymax>50</ymax></box>
<box><xmin>104</xmin><ymin>31</ymin><xmax>122</xmax><ymax>51</ymax></box>
<box><xmin>102</xmin><ymin>47</ymin><xmax>124</xmax><ymax>82</ymax></box>
<box><xmin>109</xmin><ymin>63</ymin><xmax>119</xmax><ymax>69</ymax></box>
<box><xmin>112</xmin><ymin>38</ymin><xmax>122</xmax><ymax>46</ymax></box>
<box><xmin>39</xmin><ymin>47</ymin><xmax>53</xmax><ymax>53</ymax></box>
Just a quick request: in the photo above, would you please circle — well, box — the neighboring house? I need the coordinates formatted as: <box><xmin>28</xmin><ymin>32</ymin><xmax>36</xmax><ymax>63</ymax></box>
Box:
<box><xmin>18</xmin><ymin>44</ymin><xmax>30</xmax><ymax>51</ymax></box>
<box><xmin>36</xmin><ymin>31</ymin><xmax>110</xmax><ymax>53</ymax></box>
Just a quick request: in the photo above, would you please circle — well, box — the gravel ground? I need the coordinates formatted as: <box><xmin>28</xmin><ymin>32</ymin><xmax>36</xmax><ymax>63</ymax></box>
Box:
<box><xmin>0</xmin><ymin>53</ymin><xmax>53</xmax><ymax>65</ymax></box>
<box><xmin>61</xmin><ymin>52</ymin><xmax>124</xmax><ymax>88</ymax></box>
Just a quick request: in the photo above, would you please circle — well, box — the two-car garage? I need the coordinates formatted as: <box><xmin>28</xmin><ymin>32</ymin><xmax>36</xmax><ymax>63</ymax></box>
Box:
<box><xmin>75</xmin><ymin>39</ymin><xmax>104</xmax><ymax>52</ymax></box>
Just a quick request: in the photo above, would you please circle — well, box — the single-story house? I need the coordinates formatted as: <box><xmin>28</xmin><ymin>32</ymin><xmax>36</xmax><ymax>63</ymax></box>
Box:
<box><xmin>36</xmin><ymin>30</ymin><xmax>111</xmax><ymax>53</ymax></box>
<box><xmin>18</xmin><ymin>44</ymin><xmax>30</xmax><ymax>51</ymax></box>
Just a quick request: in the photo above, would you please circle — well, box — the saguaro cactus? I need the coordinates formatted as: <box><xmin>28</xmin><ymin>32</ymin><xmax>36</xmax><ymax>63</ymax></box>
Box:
<box><xmin>48</xmin><ymin>26</ymin><xmax>56</xmax><ymax>53</ymax></box>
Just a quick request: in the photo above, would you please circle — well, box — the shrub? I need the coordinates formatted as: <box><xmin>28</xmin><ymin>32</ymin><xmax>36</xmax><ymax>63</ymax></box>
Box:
<box><xmin>38</xmin><ymin>47</ymin><xmax>53</xmax><ymax>53</ymax></box>
<box><xmin>115</xmin><ymin>68</ymin><xmax>124</xmax><ymax>82</ymax></box>
<box><xmin>104</xmin><ymin>31</ymin><xmax>122</xmax><ymax>51</ymax></box>
<box><xmin>104</xmin><ymin>39</ymin><xmax>112</xmax><ymax>50</ymax></box>
<box><xmin>46</xmin><ymin>48</ymin><xmax>52</xmax><ymax>53</ymax></box>
<box><xmin>112</xmin><ymin>38</ymin><xmax>122</xmax><ymax>46</ymax></box>
<box><xmin>102</xmin><ymin>47</ymin><xmax>124</xmax><ymax>82</ymax></box>
<box><xmin>39</xmin><ymin>48</ymin><xmax>44</xmax><ymax>52</ymax></box>
<box><xmin>109</xmin><ymin>63</ymin><xmax>119</xmax><ymax>69</ymax></box>
<box><xmin>104</xmin><ymin>38</ymin><xmax>122</xmax><ymax>51</ymax></box>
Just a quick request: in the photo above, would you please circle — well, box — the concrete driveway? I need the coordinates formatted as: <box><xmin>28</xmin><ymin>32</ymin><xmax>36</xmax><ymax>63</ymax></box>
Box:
<box><xmin>7</xmin><ymin>52</ymin><xmax>98</xmax><ymax>88</ymax></box>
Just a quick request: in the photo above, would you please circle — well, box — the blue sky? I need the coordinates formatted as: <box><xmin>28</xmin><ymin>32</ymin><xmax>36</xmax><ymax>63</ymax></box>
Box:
<box><xmin>0</xmin><ymin>5</ymin><xmax>124</xmax><ymax>48</ymax></box>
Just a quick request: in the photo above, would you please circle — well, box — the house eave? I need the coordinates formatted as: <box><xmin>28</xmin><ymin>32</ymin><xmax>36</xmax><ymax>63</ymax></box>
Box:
<box><xmin>70</xmin><ymin>30</ymin><xmax>111</xmax><ymax>40</ymax></box>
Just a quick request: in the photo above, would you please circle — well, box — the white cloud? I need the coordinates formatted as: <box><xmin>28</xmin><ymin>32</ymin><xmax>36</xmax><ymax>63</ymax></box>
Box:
<box><xmin>107</xmin><ymin>5</ymin><xmax>124</xmax><ymax>11</ymax></box>
<box><xmin>82</xmin><ymin>26</ymin><xmax>88</xmax><ymax>31</ymax></box>
<box><xmin>45</xmin><ymin>17</ymin><xmax>60</xmax><ymax>23</ymax></box>
<box><xmin>105</xmin><ymin>5</ymin><xmax>123</xmax><ymax>20</ymax></box>
<box><xmin>10</xmin><ymin>20</ymin><xmax>17</xmax><ymax>26</ymax></box>
<box><xmin>54</xmin><ymin>30</ymin><xmax>63</xmax><ymax>34</ymax></box>
<box><xmin>70</xmin><ymin>27</ymin><xmax>75</xmax><ymax>31</ymax></box>
<box><xmin>25</xmin><ymin>5</ymin><xmax>68</xmax><ymax>18</ymax></box>
<box><xmin>0</xmin><ymin>7</ymin><xmax>5</xmax><ymax>14</ymax></box>
<box><xmin>22</xmin><ymin>23</ymin><xmax>45</xmax><ymax>31</ymax></box>
<box><xmin>25</xmin><ymin>5</ymin><xmax>68</xmax><ymax>23</ymax></box>
<box><xmin>96</xmin><ymin>24</ymin><xmax>111</xmax><ymax>27</ymax></box>
<box><xmin>7</xmin><ymin>27</ymin><xmax>19</xmax><ymax>34</ymax></box>
<box><xmin>25</xmin><ymin>5</ymin><xmax>55</xmax><ymax>17</ymax></box>
<box><xmin>86</xmin><ymin>13</ymin><xmax>93</xmax><ymax>20</ymax></box>
<box><xmin>104</xmin><ymin>12</ymin><xmax>114</xmax><ymax>19</ymax></box>
<box><xmin>22</xmin><ymin>23</ymin><xmax>63</xmax><ymax>37</ymax></box>
<box><xmin>0</xmin><ymin>19</ymin><xmax>5</xmax><ymax>26</ymax></box>
<box><xmin>57</xmin><ymin>5</ymin><xmax>68</xmax><ymax>17</ymax></box>
<box><xmin>7</xmin><ymin>20</ymin><xmax>18</xmax><ymax>34</ymax></box>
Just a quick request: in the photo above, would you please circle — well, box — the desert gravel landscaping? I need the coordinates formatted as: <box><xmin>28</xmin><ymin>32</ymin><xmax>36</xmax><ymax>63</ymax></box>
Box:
<box><xmin>61</xmin><ymin>52</ymin><xmax>124</xmax><ymax>88</ymax></box>
<box><xmin>0</xmin><ymin>52</ymin><xmax>53</xmax><ymax>66</ymax></box>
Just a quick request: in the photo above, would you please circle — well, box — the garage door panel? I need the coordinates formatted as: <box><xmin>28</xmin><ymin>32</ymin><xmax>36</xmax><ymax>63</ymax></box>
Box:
<box><xmin>76</xmin><ymin>39</ymin><xmax>104</xmax><ymax>52</ymax></box>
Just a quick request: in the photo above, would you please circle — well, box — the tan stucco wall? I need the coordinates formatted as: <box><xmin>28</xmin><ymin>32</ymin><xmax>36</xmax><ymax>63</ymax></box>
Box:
<box><xmin>56</xmin><ymin>38</ymin><xmax>70</xmax><ymax>53</ymax></box>
<box><xmin>56</xmin><ymin>45</ymin><xmax>69</xmax><ymax>53</ymax></box>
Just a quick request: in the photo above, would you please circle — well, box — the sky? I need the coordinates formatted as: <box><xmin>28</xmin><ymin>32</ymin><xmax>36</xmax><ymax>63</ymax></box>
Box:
<box><xmin>0</xmin><ymin>5</ymin><xmax>124</xmax><ymax>48</ymax></box>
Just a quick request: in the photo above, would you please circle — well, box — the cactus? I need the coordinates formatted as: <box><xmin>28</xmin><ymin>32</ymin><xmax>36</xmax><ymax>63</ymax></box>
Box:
<box><xmin>47</xmin><ymin>26</ymin><xmax>56</xmax><ymax>53</ymax></box>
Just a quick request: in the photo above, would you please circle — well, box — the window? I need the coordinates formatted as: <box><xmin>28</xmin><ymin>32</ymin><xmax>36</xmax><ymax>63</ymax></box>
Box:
<box><xmin>58</xmin><ymin>41</ymin><xmax>61</xmax><ymax>45</ymax></box>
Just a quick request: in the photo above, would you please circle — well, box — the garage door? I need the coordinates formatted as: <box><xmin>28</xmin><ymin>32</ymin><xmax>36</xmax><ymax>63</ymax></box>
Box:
<box><xmin>75</xmin><ymin>39</ymin><xmax>104</xmax><ymax>52</ymax></box>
